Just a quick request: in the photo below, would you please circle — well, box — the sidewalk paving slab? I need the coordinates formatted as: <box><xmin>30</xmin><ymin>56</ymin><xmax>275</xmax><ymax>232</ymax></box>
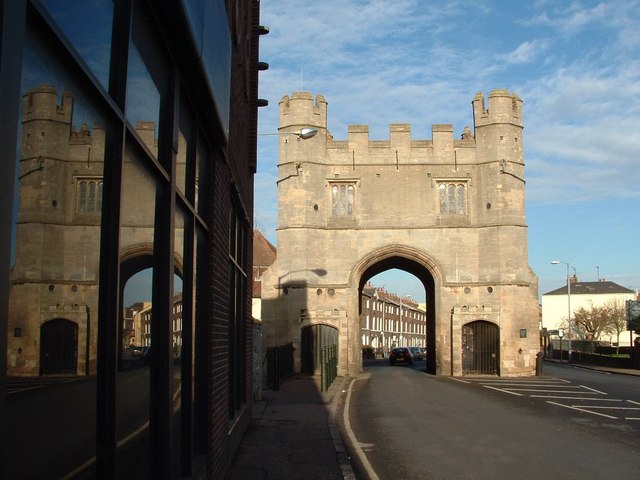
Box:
<box><xmin>225</xmin><ymin>375</ymin><xmax>355</xmax><ymax>480</ymax></box>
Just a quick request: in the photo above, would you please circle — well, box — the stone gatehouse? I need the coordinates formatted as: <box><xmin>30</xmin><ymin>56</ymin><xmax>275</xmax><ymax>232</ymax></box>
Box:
<box><xmin>261</xmin><ymin>90</ymin><xmax>540</xmax><ymax>377</ymax></box>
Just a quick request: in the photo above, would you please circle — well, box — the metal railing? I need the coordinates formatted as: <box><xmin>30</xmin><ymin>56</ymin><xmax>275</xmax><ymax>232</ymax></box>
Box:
<box><xmin>320</xmin><ymin>344</ymin><xmax>338</xmax><ymax>392</ymax></box>
<box><xmin>266</xmin><ymin>342</ymin><xmax>294</xmax><ymax>391</ymax></box>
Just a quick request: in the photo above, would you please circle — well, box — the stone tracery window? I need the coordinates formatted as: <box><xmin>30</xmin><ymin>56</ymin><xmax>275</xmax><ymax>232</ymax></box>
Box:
<box><xmin>438</xmin><ymin>182</ymin><xmax>466</xmax><ymax>215</ymax></box>
<box><xmin>76</xmin><ymin>178</ymin><xmax>103</xmax><ymax>213</ymax></box>
<box><xmin>331</xmin><ymin>183</ymin><xmax>355</xmax><ymax>216</ymax></box>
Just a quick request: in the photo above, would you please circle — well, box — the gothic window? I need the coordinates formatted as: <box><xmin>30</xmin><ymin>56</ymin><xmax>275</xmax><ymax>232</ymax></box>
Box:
<box><xmin>76</xmin><ymin>178</ymin><xmax>103</xmax><ymax>213</ymax></box>
<box><xmin>331</xmin><ymin>183</ymin><xmax>354</xmax><ymax>216</ymax></box>
<box><xmin>438</xmin><ymin>182</ymin><xmax>467</xmax><ymax>215</ymax></box>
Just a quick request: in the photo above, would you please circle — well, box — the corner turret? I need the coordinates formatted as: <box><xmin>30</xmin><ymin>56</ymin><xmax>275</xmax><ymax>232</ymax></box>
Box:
<box><xmin>473</xmin><ymin>89</ymin><xmax>522</xmax><ymax>128</ymax></box>
<box><xmin>279</xmin><ymin>92</ymin><xmax>327</xmax><ymax>135</ymax></box>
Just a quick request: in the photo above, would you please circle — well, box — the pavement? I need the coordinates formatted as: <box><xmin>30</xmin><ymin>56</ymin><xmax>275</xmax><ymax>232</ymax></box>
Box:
<box><xmin>544</xmin><ymin>358</ymin><xmax>640</xmax><ymax>376</ymax></box>
<box><xmin>225</xmin><ymin>374</ymin><xmax>356</xmax><ymax>480</ymax></box>
<box><xmin>224</xmin><ymin>360</ymin><xmax>640</xmax><ymax>480</ymax></box>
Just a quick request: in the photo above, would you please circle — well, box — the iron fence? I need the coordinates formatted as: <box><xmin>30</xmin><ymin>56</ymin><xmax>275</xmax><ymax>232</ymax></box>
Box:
<box><xmin>320</xmin><ymin>344</ymin><xmax>338</xmax><ymax>392</ymax></box>
<box><xmin>266</xmin><ymin>342</ymin><xmax>294</xmax><ymax>391</ymax></box>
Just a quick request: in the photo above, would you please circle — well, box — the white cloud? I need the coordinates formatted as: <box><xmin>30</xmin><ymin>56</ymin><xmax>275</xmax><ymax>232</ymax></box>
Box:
<box><xmin>256</xmin><ymin>0</ymin><xmax>640</xmax><ymax>293</ymax></box>
<box><xmin>502</xmin><ymin>39</ymin><xmax>550</xmax><ymax>64</ymax></box>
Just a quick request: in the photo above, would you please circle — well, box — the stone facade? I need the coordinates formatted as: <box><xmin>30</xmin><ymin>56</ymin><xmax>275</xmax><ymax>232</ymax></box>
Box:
<box><xmin>261</xmin><ymin>90</ymin><xmax>540</xmax><ymax>377</ymax></box>
<box><xmin>7</xmin><ymin>85</ymin><xmax>181</xmax><ymax>376</ymax></box>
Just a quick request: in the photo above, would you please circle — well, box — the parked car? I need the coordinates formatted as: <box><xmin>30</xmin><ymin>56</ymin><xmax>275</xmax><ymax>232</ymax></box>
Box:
<box><xmin>409</xmin><ymin>347</ymin><xmax>423</xmax><ymax>360</ymax></box>
<box><xmin>389</xmin><ymin>347</ymin><xmax>413</xmax><ymax>366</ymax></box>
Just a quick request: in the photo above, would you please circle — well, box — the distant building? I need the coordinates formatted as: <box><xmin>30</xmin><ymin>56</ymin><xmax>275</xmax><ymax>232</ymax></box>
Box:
<box><xmin>252</xmin><ymin>231</ymin><xmax>277</xmax><ymax>320</ymax></box>
<box><xmin>124</xmin><ymin>302</ymin><xmax>152</xmax><ymax>347</ymax></box>
<box><xmin>361</xmin><ymin>284</ymin><xmax>426</xmax><ymax>355</ymax></box>
<box><xmin>542</xmin><ymin>278</ymin><xmax>637</xmax><ymax>346</ymax></box>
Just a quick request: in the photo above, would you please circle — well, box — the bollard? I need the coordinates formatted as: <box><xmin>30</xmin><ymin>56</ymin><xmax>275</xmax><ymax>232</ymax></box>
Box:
<box><xmin>536</xmin><ymin>350</ymin><xmax>543</xmax><ymax>376</ymax></box>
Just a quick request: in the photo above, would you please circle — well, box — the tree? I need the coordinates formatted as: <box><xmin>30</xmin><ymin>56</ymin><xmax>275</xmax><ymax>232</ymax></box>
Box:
<box><xmin>571</xmin><ymin>301</ymin><xmax>612</xmax><ymax>342</ymax></box>
<box><xmin>603</xmin><ymin>299</ymin><xmax>628</xmax><ymax>355</ymax></box>
<box><xmin>571</xmin><ymin>300</ymin><xmax>630</xmax><ymax>354</ymax></box>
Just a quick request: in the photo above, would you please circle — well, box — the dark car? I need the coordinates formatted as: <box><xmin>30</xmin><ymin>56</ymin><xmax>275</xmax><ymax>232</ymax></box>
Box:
<box><xmin>409</xmin><ymin>346</ymin><xmax>423</xmax><ymax>360</ymax></box>
<box><xmin>389</xmin><ymin>347</ymin><xmax>413</xmax><ymax>366</ymax></box>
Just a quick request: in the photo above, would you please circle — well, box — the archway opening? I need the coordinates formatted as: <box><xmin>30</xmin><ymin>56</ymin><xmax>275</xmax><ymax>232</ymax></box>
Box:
<box><xmin>120</xmin><ymin>256</ymin><xmax>183</xmax><ymax>370</ymax></box>
<box><xmin>358</xmin><ymin>255</ymin><xmax>437</xmax><ymax>374</ymax></box>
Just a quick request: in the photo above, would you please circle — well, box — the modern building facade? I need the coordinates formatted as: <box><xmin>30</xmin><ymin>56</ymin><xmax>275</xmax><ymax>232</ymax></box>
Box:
<box><xmin>261</xmin><ymin>90</ymin><xmax>540</xmax><ymax>378</ymax></box>
<box><xmin>542</xmin><ymin>278</ymin><xmax>638</xmax><ymax>347</ymax></box>
<box><xmin>1</xmin><ymin>1</ymin><xmax>263</xmax><ymax>478</ymax></box>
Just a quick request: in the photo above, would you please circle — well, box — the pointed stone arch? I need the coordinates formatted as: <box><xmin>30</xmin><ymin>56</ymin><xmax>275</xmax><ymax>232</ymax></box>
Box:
<box><xmin>349</xmin><ymin>243</ymin><xmax>443</xmax><ymax>288</ymax></box>
<box><xmin>118</xmin><ymin>243</ymin><xmax>184</xmax><ymax>368</ymax></box>
<box><xmin>349</xmin><ymin>244</ymin><xmax>443</xmax><ymax>374</ymax></box>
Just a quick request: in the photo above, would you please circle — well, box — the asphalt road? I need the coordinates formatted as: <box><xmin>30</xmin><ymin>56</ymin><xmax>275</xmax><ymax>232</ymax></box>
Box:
<box><xmin>341</xmin><ymin>359</ymin><xmax>640</xmax><ymax>480</ymax></box>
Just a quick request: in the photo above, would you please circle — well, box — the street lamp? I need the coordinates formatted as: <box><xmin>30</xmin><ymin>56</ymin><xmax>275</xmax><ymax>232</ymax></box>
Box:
<box><xmin>259</xmin><ymin>127</ymin><xmax>318</xmax><ymax>140</ymax></box>
<box><xmin>551</xmin><ymin>260</ymin><xmax>572</xmax><ymax>363</ymax></box>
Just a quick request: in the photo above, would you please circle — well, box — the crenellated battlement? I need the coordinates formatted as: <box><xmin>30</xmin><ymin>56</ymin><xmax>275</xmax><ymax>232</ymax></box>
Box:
<box><xmin>22</xmin><ymin>84</ymin><xmax>73</xmax><ymax>123</ymax></box>
<box><xmin>277</xmin><ymin>89</ymin><xmax>522</xmax><ymax>168</ymax></box>
<box><xmin>279</xmin><ymin>92</ymin><xmax>327</xmax><ymax>132</ymax></box>
<box><xmin>472</xmin><ymin>89</ymin><xmax>522</xmax><ymax>127</ymax></box>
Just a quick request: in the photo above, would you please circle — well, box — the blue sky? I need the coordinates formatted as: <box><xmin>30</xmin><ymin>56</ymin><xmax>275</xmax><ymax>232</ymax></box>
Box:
<box><xmin>255</xmin><ymin>0</ymin><xmax>640</xmax><ymax>302</ymax></box>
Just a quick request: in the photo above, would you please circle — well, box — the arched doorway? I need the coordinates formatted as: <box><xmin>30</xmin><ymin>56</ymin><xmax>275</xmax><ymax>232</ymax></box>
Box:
<box><xmin>355</xmin><ymin>246</ymin><xmax>438</xmax><ymax>375</ymax></box>
<box><xmin>301</xmin><ymin>324</ymin><xmax>339</xmax><ymax>375</ymax></box>
<box><xmin>462</xmin><ymin>320</ymin><xmax>499</xmax><ymax>375</ymax></box>
<box><xmin>40</xmin><ymin>318</ymin><xmax>78</xmax><ymax>375</ymax></box>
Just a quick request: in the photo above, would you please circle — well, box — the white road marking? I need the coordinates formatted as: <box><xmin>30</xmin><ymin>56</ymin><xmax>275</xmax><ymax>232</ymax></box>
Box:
<box><xmin>465</xmin><ymin>376</ymin><xmax>640</xmax><ymax>422</ymax></box>
<box><xmin>483</xmin><ymin>385</ymin><xmax>523</xmax><ymax>396</ymax></box>
<box><xmin>449</xmin><ymin>377</ymin><xmax>471</xmax><ymax>384</ymax></box>
<box><xmin>580</xmin><ymin>385</ymin><xmax>607</xmax><ymax>395</ymax></box>
<box><xmin>547</xmin><ymin>401</ymin><xmax>618</xmax><ymax>419</ymax></box>
<box><xmin>530</xmin><ymin>395</ymin><xmax>622</xmax><ymax>401</ymax></box>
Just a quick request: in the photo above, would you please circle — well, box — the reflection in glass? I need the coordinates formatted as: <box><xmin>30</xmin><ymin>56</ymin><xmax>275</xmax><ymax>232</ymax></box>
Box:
<box><xmin>196</xmin><ymin>136</ymin><xmax>210</xmax><ymax>218</ymax></box>
<box><xmin>116</xmin><ymin>147</ymin><xmax>157</xmax><ymax>478</ymax></box>
<box><xmin>125</xmin><ymin>2</ymin><xmax>168</xmax><ymax>158</ymax></box>
<box><xmin>193</xmin><ymin>228</ymin><xmax>207</xmax><ymax>455</ymax></box>
<box><xmin>173</xmin><ymin>207</ymin><xmax>186</xmax><ymax>475</ymax></box>
<box><xmin>125</xmin><ymin>43</ymin><xmax>160</xmax><ymax>154</ymax></box>
<box><xmin>177</xmin><ymin>96</ymin><xmax>193</xmax><ymax>198</ymax></box>
<box><xmin>7</xmin><ymin>21</ymin><xmax>105</xmax><ymax>479</ymax></box>
<box><xmin>40</xmin><ymin>0</ymin><xmax>114</xmax><ymax>90</ymax></box>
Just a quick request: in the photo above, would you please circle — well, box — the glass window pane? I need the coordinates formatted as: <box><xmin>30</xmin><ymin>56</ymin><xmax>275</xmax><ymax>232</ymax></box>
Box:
<box><xmin>7</xmin><ymin>20</ymin><xmax>106</xmax><ymax>479</ymax></box>
<box><xmin>195</xmin><ymin>136</ymin><xmax>211</xmax><ymax>218</ymax></box>
<box><xmin>40</xmin><ymin>0</ymin><xmax>114</xmax><ymax>91</ymax></box>
<box><xmin>173</xmin><ymin>207</ymin><xmax>186</xmax><ymax>475</ymax></box>
<box><xmin>178</xmin><ymin>95</ymin><xmax>195</xmax><ymax>200</ymax></box>
<box><xmin>439</xmin><ymin>184</ymin><xmax>446</xmax><ymax>214</ymax></box>
<box><xmin>456</xmin><ymin>185</ymin><xmax>465</xmax><ymax>214</ymax></box>
<box><xmin>117</xmin><ymin>145</ymin><xmax>157</xmax><ymax>478</ymax></box>
<box><xmin>448</xmin><ymin>184</ymin><xmax>456</xmax><ymax>213</ymax></box>
<box><xmin>125</xmin><ymin>2</ymin><xmax>168</xmax><ymax>159</ymax></box>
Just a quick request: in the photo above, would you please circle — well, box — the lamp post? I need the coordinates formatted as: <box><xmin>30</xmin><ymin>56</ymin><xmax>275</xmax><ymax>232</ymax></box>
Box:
<box><xmin>551</xmin><ymin>260</ymin><xmax>572</xmax><ymax>363</ymax></box>
<box><xmin>259</xmin><ymin>127</ymin><xmax>318</xmax><ymax>140</ymax></box>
